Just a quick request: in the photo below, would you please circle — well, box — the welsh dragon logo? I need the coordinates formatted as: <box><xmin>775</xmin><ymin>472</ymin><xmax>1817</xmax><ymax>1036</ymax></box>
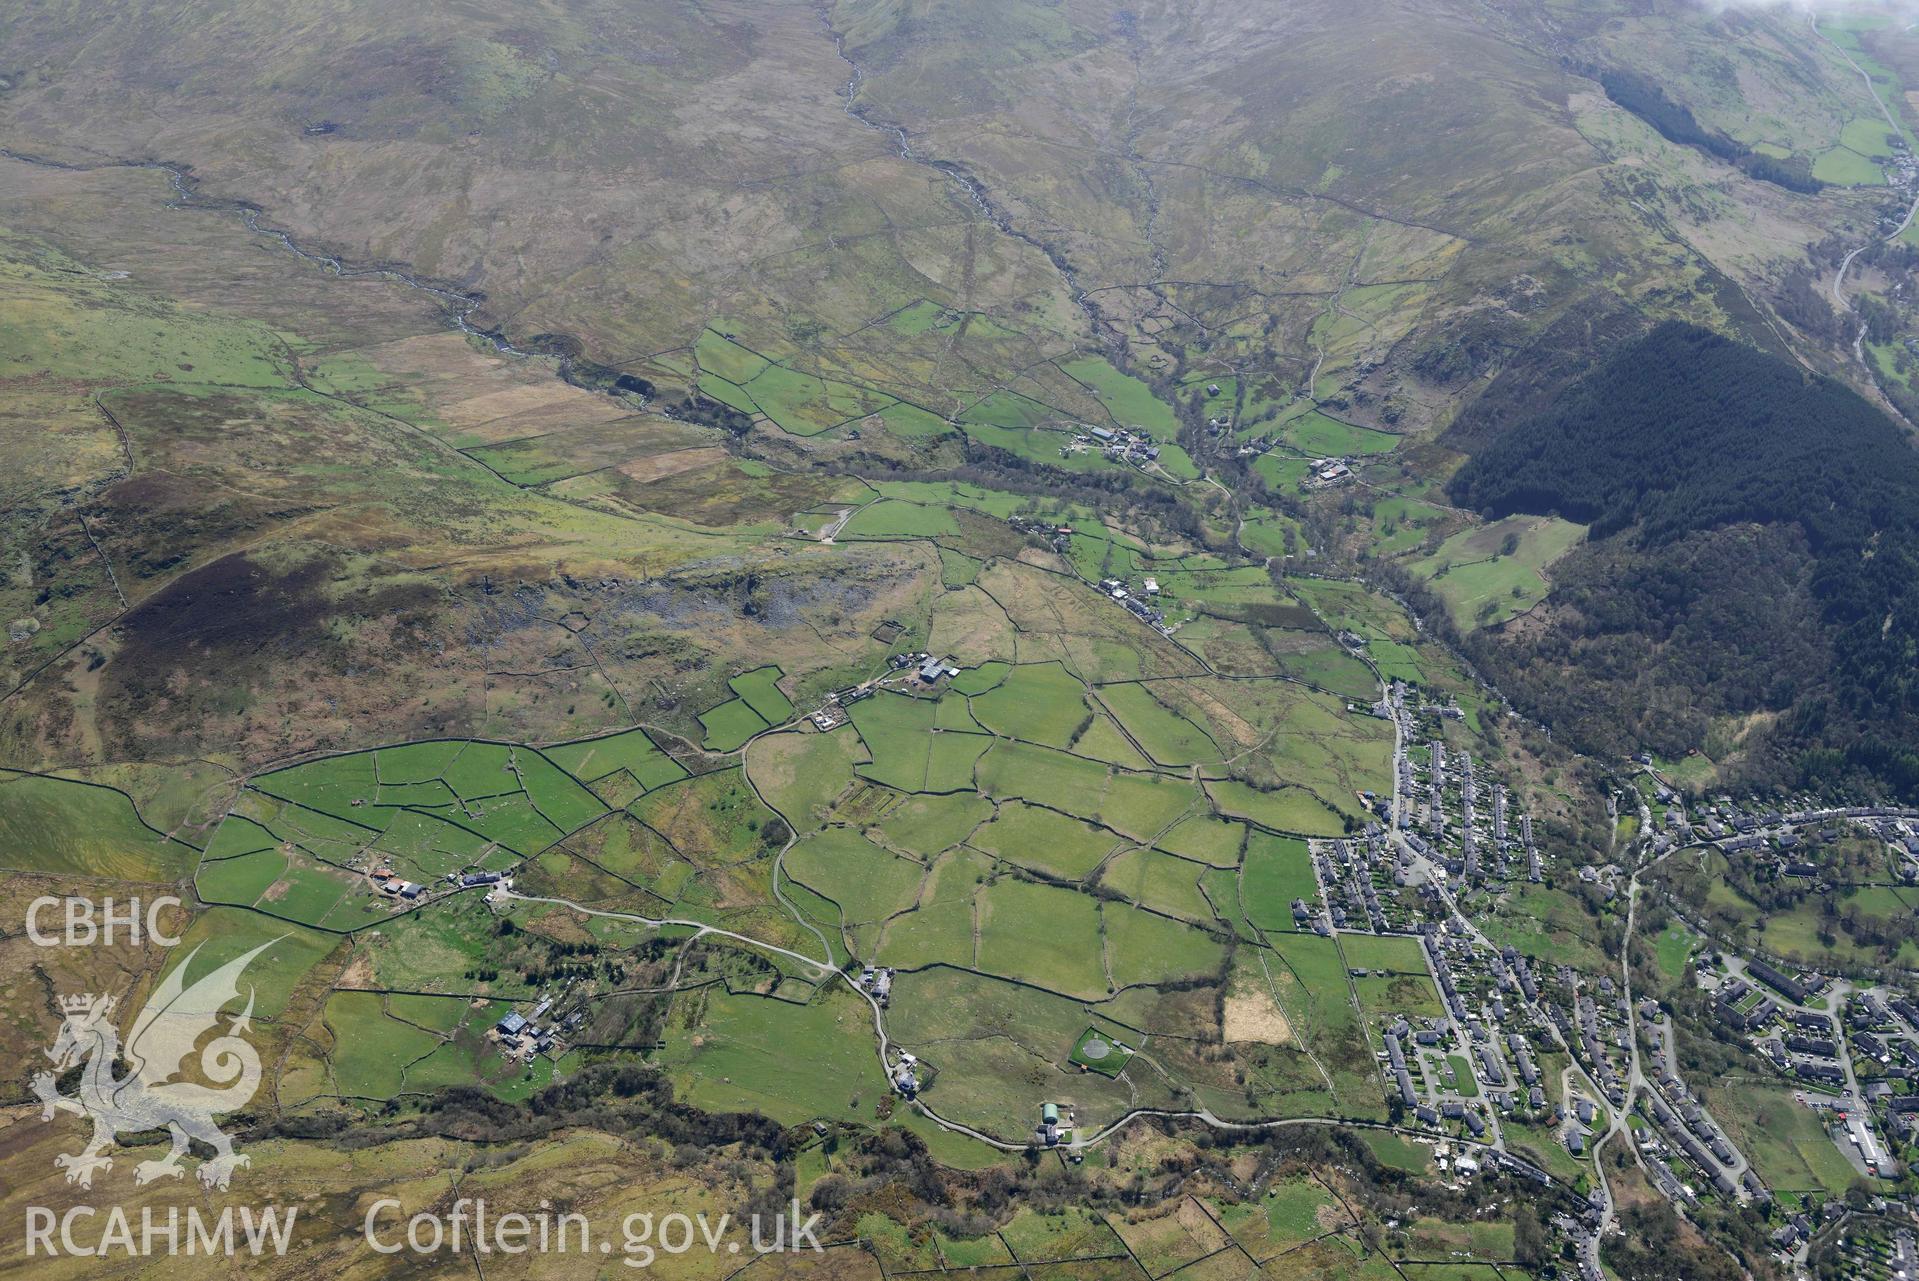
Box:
<box><xmin>33</xmin><ymin>939</ymin><xmax>278</xmax><ymax>1190</ymax></box>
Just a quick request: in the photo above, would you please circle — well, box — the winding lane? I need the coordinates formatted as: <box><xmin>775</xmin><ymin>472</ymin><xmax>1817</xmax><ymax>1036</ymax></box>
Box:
<box><xmin>1811</xmin><ymin>19</ymin><xmax>1919</xmax><ymax>368</ymax></box>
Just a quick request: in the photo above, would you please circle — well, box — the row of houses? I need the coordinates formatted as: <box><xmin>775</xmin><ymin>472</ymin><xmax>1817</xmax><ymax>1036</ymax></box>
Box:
<box><xmin>1094</xmin><ymin>577</ymin><xmax>1170</xmax><ymax>634</ymax></box>
<box><xmin>1391</xmin><ymin>683</ymin><xmax>1543</xmax><ymax>890</ymax></box>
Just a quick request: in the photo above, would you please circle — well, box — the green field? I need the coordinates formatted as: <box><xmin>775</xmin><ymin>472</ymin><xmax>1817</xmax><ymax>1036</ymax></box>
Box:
<box><xmin>1105</xmin><ymin>903</ymin><xmax>1226</xmax><ymax>988</ymax></box>
<box><xmin>658</xmin><ymin>989</ymin><xmax>885</xmax><ymax>1124</ymax></box>
<box><xmin>976</xmin><ymin>739</ymin><xmax>1193</xmax><ymax>838</ymax></box>
<box><xmin>971</xmin><ymin>800</ymin><xmax>1121</xmax><ymax>879</ymax></box>
<box><xmin>728</xmin><ymin>666</ymin><xmax>794</xmax><ymax>724</ymax></box>
<box><xmin>1059</xmin><ymin>356</ymin><xmax>1181</xmax><ymax>440</ymax></box>
<box><xmin>1279</xmin><ymin>410</ymin><xmax>1400</xmax><ymax>457</ymax></box>
<box><xmin>1812</xmin><ymin>145</ymin><xmax>1885</xmax><ymax>185</ymax></box>
<box><xmin>1096</xmin><ymin>682</ymin><xmax>1221</xmax><ymax>766</ymax></box>
<box><xmin>1266</xmin><ymin>932</ymin><xmax>1384</xmax><ymax>1111</ymax></box>
<box><xmin>970</xmin><ymin>661</ymin><xmax>1094</xmax><ymax>747</ymax></box>
<box><xmin>1339</xmin><ymin>933</ymin><xmax>1430</xmax><ymax>974</ymax></box>
<box><xmin>1241</xmin><ymin>832</ymin><xmax>1319</xmax><ymax>931</ymax></box>
<box><xmin>1408</xmin><ymin>516</ymin><xmax>1587</xmax><ymax>629</ymax></box>
<box><xmin>545</xmin><ymin>726</ymin><xmax>689</xmax><ymax>790</ymax></box>
<box><xmin>1157</xmin><ymin>815</ymin><xmax>1248</xmax><ymax>867</ymax></box>
<box><xmin>1704</xmin><ymin>1082</ymin><xmax>1860</xmax><ymax>1195</ymax></box>
<box><xmin>1483</xmin><ymin>883</ymin><xmax>1610</xmax><ymax>974</ymax></box>
<box><xmin>695</xmin><ymin>669</ymin><xmax>799</xmax><ymax>754</ymax></box>
<box><xmin>747</xmin><ymin>729</ymin><xmax>860</xmax><ymax>829</ymax></box>
<box><xmin>785</xmin><ymin>827</ymin><xmax>925</xmax><ymax>926</ymax></box>
<box><xmin>850</xmin><ymin>692</ymin><xmax>992</xmax><ymax>792</ymax></box>
<box><xmin>0</xmin><ymin>770</ymin><xmax>198</xmax><ymax>881</ymax></box>
<box><xmin>1101</xmin><ymin>847</ymin><xmax>1214</xmax><ymax>921</ymax></box>
<box><xmin>325</xmin><ymin>991</ymin><xmax>455</xmax><ymax>1098</ymax></box>
<box><xmin>1651</xmin><ymin>920</ymin><xmax>1698</xmax><ymax>983</ymax></box>
<box><xmin>1206</xmin><ymin>779</ymin><xmax>1347</xmax><ymax>837</ymax></box>
<box><xmin>161</xmin><ymin>907</ymin><xmax>341</xmax><ymax>1021</ymax></box>
<box><xmin>1359</xmin><ymin>1130</ymin><xmax>1432</xmax><ymax>1173</ymax></box>
<box><xmin>699</xmin><ymin>680</ymin><xmax>777</xmax><ymax>750</ymax></box>
<box><xmin>979</xmin><ymin>877</ymin><xmax>1109</xmax><ymax>996</ymax></box>
<box><xmin>876</xmin><ymin>791</ymin><xmax>994</xmax><ymax>854</ymax></box>
<box><xmin>841</xmin><ymin>499</ymin><xmax>961</xmax><ymax>539</ymax></box>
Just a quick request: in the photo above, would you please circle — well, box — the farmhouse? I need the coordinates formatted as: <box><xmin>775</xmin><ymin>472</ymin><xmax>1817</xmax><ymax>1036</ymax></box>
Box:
<box><xmin>860</xmin><ymin>966</ymin><xmax>895</xmax><ymax>1005</ymax></box>
<box><xmin>1041</xmin><ymin>1101</ymin><xmax>1063</xmax><ymax>1145</ymax></box>
<box><xmin>1305</xmin><ymin>458</ymin><xmax>1354</xmax><ymax>489</ymax></box>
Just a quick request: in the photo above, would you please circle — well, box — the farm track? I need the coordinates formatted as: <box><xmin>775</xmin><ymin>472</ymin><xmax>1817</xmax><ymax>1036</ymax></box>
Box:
<box><xmin>504</xmin><ymin>630</ymin><xmax>1438</xmax><ymax>1158</ymax></box>
<box><xmin>490</xmin><ymin>885</ymin><xmax>1572</xmax><ymax>1184</ymax></box>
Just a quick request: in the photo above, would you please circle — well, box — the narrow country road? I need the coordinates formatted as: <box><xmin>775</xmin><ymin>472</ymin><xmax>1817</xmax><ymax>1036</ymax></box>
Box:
<box><xmin>1813</xmin><ymin>16</ymin><xmax>1919</xmax><ymax>368</ymax></box>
